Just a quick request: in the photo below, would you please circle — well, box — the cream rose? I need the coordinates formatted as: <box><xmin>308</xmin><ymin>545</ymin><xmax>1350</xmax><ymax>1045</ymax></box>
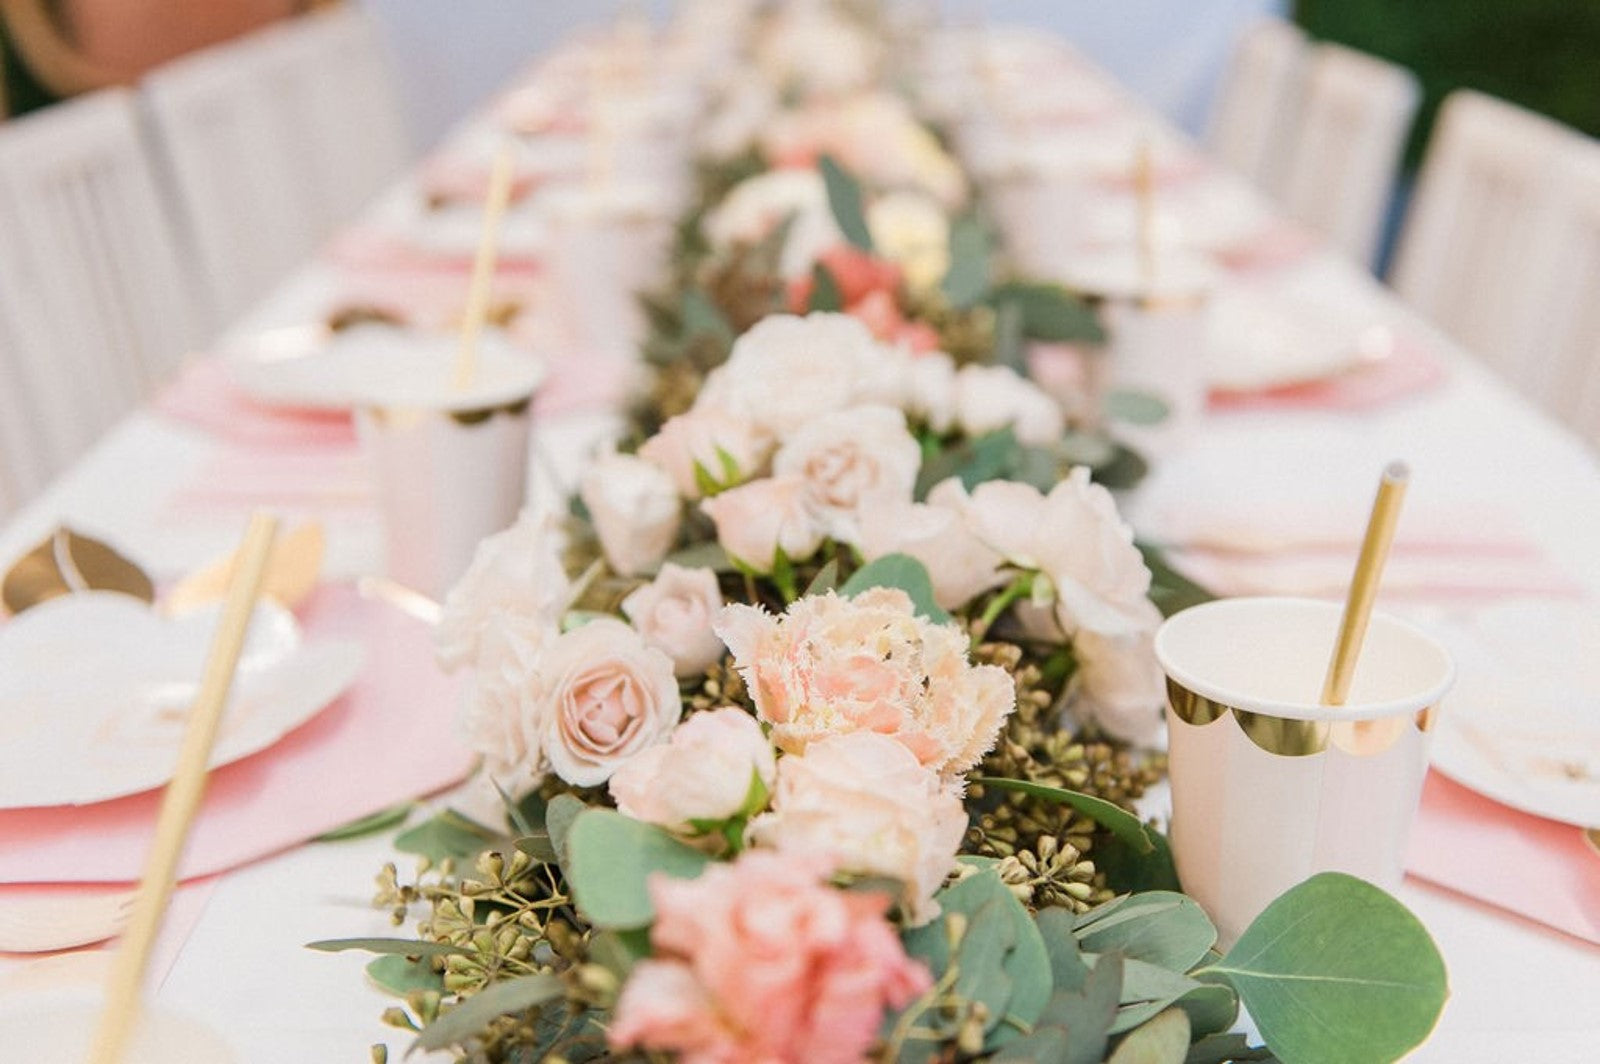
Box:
<box><xmin>579</xmin><ymin>452</ymin><xmax>683</xmax><ymax>578</ymax></box>
<box><xmin>965</xmin><ymin>469</ymin><xmax>1154</xmax><ymax>638</ymax></box>
<box><xmin>772</xmin><ymin>404</ymin><xmax>921</xmax><ymax>545</ymax></box>
<box><xmin>458</xmin><ymin>613</ymin><xmax>549</xmax><ymax>784</ymax></box>
<box><xmin>436</xmin><ymin>511</ymin><xmax>571</xmax><ymax>672</ymax></box>
<box><xmin>699</xmin><ymin>475</ymin><xmax>826</xmax><ymax>573</ymax></box>
<box><xmin>856</xmin><ymin>478</ymin><xmax>1007</xmax><ymax>610</ymax></box>
<box><xmin>700</xmin><ymin>169</ymin><xmax>842</xmax><ymax>279</ymax></box>
<box><xmin>534</xmin><ymin>618</ymin><xmax>682</xmax><ymax>787</ymax></box>
<box><xmin>715</xmin><ymin>588</ymin><xmax>1014</xmax><ymax>778</ymax></box>
<box><xmin>867</xmin><ymin>190</ymin><xmax>951</xmax><ymax>291</ymax></box>
<box><xmin>608</xmin><ymin>707</ymin><xmax>777</xmax><ymax>832</ymax></box>
<box><xmin>954</xmin><ymin>364</ymin><xmax>1065</xmax><ymax>446</ymax></box>
<box><xmin>637</xmin><ymin>409</ymin><xmax>772</xmax><ymax>500</ymax></box>
<box><xmin>695</xmin><ymin>313</ymin><xmax>899</xmax><ymax>440</ymax></box>
<box><xmin>749</xmin><ymin>731</ymin><xmax>967</xmax><ymax>925</ymax></box>
<box><xmin>1073</xmin><ymin>617</ymin><xmax>1167</xmax><ymax>746</ymax></box>
<box><xmin>902</xmin><ymin>351</ymin><xmax>958</xmax><ymax>434</ymax></box>
<box><xmin>622</xmin><ymin>563</ymin><xmax>727</xmax><ymax>679</ymax></box>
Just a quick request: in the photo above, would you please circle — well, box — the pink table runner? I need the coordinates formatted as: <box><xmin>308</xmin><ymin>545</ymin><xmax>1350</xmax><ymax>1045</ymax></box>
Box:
<box><xmin>0</xmin><ymin>585</ymin><xmax>473</xmax><ymax>885</ymax></box>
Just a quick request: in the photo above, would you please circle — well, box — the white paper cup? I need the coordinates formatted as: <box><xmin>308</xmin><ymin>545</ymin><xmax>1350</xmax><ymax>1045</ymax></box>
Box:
<box><xmin>1154</xmin><ymin>597</ymin><xmax>1454</xmax><ymax>947</ymax></box>
<box><xmin>352</xmin><ymin>344</ymin><xmax>544</xmax><ymax>599</ymax></box>
<box><xmin>542</xmin><ymin>184</ymin><xmax>673</xmax><ymax>361</ymax></box>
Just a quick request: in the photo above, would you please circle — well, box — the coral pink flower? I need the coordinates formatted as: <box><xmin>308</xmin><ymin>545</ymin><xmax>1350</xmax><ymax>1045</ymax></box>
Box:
<box><xmin>608</xmin><ymin>850</ymin><xmax>930</xmax><ymax>1064</ymax></box>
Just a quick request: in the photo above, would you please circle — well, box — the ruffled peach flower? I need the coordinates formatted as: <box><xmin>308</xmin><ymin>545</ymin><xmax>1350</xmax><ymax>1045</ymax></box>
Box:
<box><xmin>700</xmin><ymin>475</ymin><xmax>827</xmax><ymax>574</ymax></box>
<box><xmin>579</xmin><ymin>453</ymin><xmax>683</xmax><ymax>578</ymax></box>
<box><xmin>622</xmin><ymin>563</ymin><xmax>727</xmax><ymax>679</ymax></box>
<box><xmin>715</xmin><ymin>588</ymin><xmax>1014</xmax><ymax>778</ymax></box>
<box><xmin>964</xmin><ymin>469</ymin><xmax>1155</xmax><ymax>638</ymax></box>
<box><xmin>772</xmin><ymin>404</ymin><xmax>921</xmax><ymax>545</ymax></box>
<box><xmin>749</xmin><ymin>732</ymin><xmax>967</xmax><ymax>925</ymax></box>
<box><xmin>608</xmin><ymin>849</ymin><xmax>929</xmax><ymax>1064</ymax></box>
<box><xmin>608</xmin><ymin>707</ymin><xmax>776</xmax><ymax>832</ymax></box>
<box><xmin>532</xmin><ymin>618</ymin><xmax>681</xmax><ymax>787</ymax></box>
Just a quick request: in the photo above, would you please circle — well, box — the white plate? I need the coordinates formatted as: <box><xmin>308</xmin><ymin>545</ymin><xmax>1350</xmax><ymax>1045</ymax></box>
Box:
<box><xmin>1426</xmin><ymin>602</ymin><xmax>1600</xmax><ymax>828</ymax></box>
<box><xmin>0</xmin><ymin>592</ymin><xmax>364</xmax><ymax>809</ymax></box>
<box><xmin>221</xmin><ymin>322</ymin><xmax>542</xmax><ymax>412</ymax></box>
<box><xmin>1204</xmin><ymin>286</ymin><xmax>1377</xmax><ymax>391</ymax></box>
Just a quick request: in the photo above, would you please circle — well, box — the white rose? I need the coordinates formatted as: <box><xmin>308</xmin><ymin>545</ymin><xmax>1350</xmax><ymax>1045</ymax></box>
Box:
<box><xmin>1073</xmin><ymin>619</ymin><xmax>1167</xmax><ymax>747</ymax></box>
<box><xmin>622</xmin><ymin>563</ymin><xmax>727</xmax><ymax>679</ymax></box>
<box><xmin>954</xmin><ymin>364</ymin><xmax>1065</xmax><ymax>446</ymax></box>
<box><xmin>699</xmin><ymin>475</ymin><xmax>825</xmax><ymax>573</ymax></box>
<box><xmin>856</xmin><ymin>477</ymin><xmax>1007</xmax><ymax>609</ymax></box>
<box><xmin>701</xmin><ymin>169</ymin><xmax>841</xmax><ymax>279</ymax></box>
<box><xmin>535</xmin><ymin>618</ymin><xmax>681</xmax><ymax>787</ymax></box>
<box><xmin>580</xmin><ymin>452</ymin><xmax>683</xmax><ymax>577</ymax></box>
<box><xmin>436</xmin><ymin>511</ymin><xmax>571</xmax><ymax>672</ymax></box>
<box><xmin>608</xmin><ymin>707</ymin><xmax>777</xmax><ymax>832</ymax></box>
<box><xmin>773</xmin><ymin>404</ymin><xmax>921</xmax><ymax>545</ymax></box>
<box><xmin>902</xmin><ymin>351</ymin><xmax>958</xmax><ymax>433</ymax></box>
<box><xmin>458</xmin><ymin>613</ymin><xmax>549</xmax><ymax>783</ymax></box>
<box><xmin>965</xmin><ymin>469</ymin><xmax>1154</xmax><ymax>638</ymax></box>
<box><xmin>867</xmin><ymin>191</ymin><xmax>951</xmax><ymax>291</ymax></box>
<box><xmin>749</xmin><ymin>731</ymin><xmax>967</xmax><ymax>926</ymax></box>
<box><xmin>696</xmin><ymin>313</ymin><xmax>888</xmax><ymax>439</ymax></box>
<box><xmin>637</xmin><ymin>409</ymin><xmax>772</xmax><ymax>500</ymax></box>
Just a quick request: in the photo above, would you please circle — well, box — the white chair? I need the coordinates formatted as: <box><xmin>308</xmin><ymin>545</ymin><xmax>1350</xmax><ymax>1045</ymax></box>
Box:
<box><xmin>1390</xmin><ymin>91</ymin><xmax>1573</xmax><ymax>394</ymax></box>
<box><xmin>0</xmin><ymin>88</ymin><xmax>200</xmax><ymax>507</ymax></box>
<box><xmin>1272</xmin><ymin>43</ymin><xmax>1419</xmax><ymax>268</ymax></box>
<box><xmin>141</xmin><ymin>7</ymin><xmax>409</xmax><ymax>329</ymax></box>
<box><xmin>1204</xmin><ymin>18</ymin><xmax>1307</xmax><ymax>191</ymax></box>
<box><xmin>1529</xmin><ymin>143</ymin><xmax>1600</xmax><ymax>448</ymax></box>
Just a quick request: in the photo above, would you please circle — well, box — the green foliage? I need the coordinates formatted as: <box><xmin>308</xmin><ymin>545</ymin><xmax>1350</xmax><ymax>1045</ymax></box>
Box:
<box><xmin>393</xmin><ymin>809</ymin><xmax>498</xmax><ymax>863</ymax></box>
<box><xmin>989</xmin><ymin>281</ymin><xmax>1106</xmax><ymax>344</ymax></box>
<box><xmin>306</xmin><ymin>938</ymin><xmax>468</xmax><ymax>958</ymax></box>
<box><xmin>943</xmin><ymin>212</ymin><xmax>995</xmax><ymax>308</ymax></box>
<box><xmin>840</xmin><ymin>553</ymin><xmax>953</xmax><ymax>625</ymax></box>
<box><xmin>314</xmin><ymin>801</ymin><xmax>413</xmax><ymax>842</ymax></box>
<box><xmin>1073</xmin><ymin>894</ymin><xmax>1216</xmax><ymax>973</ymax></box>
<box><xmin>1104</xmin><ymin>391</ymin><xmax>1170</xmax><ymax>427</ymax></box>
<box><xmin>819</xmin><ymin>154</ymin><xmax>875</xmax><ymax>250</ymax></box>
<box><xmin>1108</xmin><ymin>1008</ymin><xmax>1191</xmax><ymax>1064</ymax></box>
<box><xmin>810</xmin><ymin>262</ymin><xmax>845</xmax><ymax>311</ymax></box>
<box><xmin>1196</xmin><ymin>873</ymin><xmax>1449</xmax><ymax>1064</ymax></box>
<box><xmin>1139</xmin><ymin>544</ymin><xmax>1215</xmax><ymax>620</ymax></box>
<box><xmin>973</xmin><ymin>777</ymin><xmax>1161</xmax><ymax>856</ymax></box>
<box><xmin>414</xmin><ymin>973</ymin><xmax>565</xmax><ymax>1052</ymax></box>
<box><xmin>565</xmin><ymin>809</ymin><xmax>712</xmax><ymax>930</ymax></box>
<box><xmin>366</xmin><ymin>954</ymin><xmax>443</xmax><ymax>996</ymax></box>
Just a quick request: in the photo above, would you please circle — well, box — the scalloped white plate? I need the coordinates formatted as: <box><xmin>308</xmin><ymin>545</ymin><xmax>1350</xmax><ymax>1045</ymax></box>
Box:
<box><xmin>0</xmin><ymin>592</ymin><xmax>364</xmax><ymax>809</ymax></box>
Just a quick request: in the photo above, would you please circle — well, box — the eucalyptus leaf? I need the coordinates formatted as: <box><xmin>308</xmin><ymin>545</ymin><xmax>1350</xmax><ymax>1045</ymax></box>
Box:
<box><xmin>1035</xmin><ymin>907</ymin><xmax>1090</xmax><ymax>992</ymax></box>
<box><xmin>366</xmin><ymin>954</ymin><xmax>442</xmax><ymax>996</ymax></box>
<box><xmin>839</xmin><ymin>553</ymin><xmax>953</xmax><ymax>625</ymax></box>
<box><xmin>589</xmin><ymin>928</ymin><xmax>652</xmax><ymax>981</ymax></box>
<box><xmin>1037</xmin><ymin>951</ymin><xmax>1123</xmax><ymax>1064</ymax></box>
<box><xmin>1183</xmin><ymin>1033</ymin><xmax>1280</xmax><ymax>1064</ymax></box>
<box><xmin>681</xmin><ymin>288</ymin><xmax>733</xmax><ymax>342</ymax></box>
<box><xmin>1074</xmin><ymin>893</ymin><xmax>1216</xmax><ymax>972</ymax></box>
<box><xmin>819</xmin><ymin>155</ymin><xmax>874</xmax><ymax>251</ymax></box>
<box><xmin>1196</xmin><ymin>873</ymin><xmax>1448</xmax><ymax>1064</ymax></box>
<box><xmin>662</xmin><ymin>540</ymin><xmax>738</xmax><ymax>574</ymax></box>
<box><xmin>914</xmin><ymin>426</ymin><xmax>1021</xmax><ymax>498</ymax></box>
<box><xmin>306</xmin><ymin>938</ymin><xmax>468</xmax><ymax>958</ymax></box>
<box><xmin>1089</xmin><ymin>442</ymin><xmax>1149</xmax><ymax>491</ymax></box>
<box><xmin>1107</xmin><ymin>1007</ymin><xmax>1190</xmax><ymax>1064</ymax></box>
<box><xmin>393</xmin><ymin>810</ymin><xmax>497</xmax><ymax>863</ymax></box>
<box><xmin>942</xmin><ymin>212</ymin><xmax>993</xmax><ymax>308</ymax></box>
<box><xmin>314</xmin><ymin>801</ymin><xmax>413</xmax><ymax>842</ymax></box>
<box><xmin>810</xmin><ymin>262</ymin><xmax>844</xmax><ymax>312</ymax></box>
<box><xmin>973</xmin><ymin>777</ymin><xmax>1158</xmax><ymax>854</ymax></box>
<box><xmin>991</xmin><ymin>281</ymin><xmax>1106</xmax><ymax>343</ymax></box>
<box><xmin>805</xmin><ymin>558</ymin><xmax>842</xmax><ymax>596</ymax></box>
<box><xmin>1139</xmin><ymin>543</ymin><xmax>1215</xmax><ymax>620</ymax></box>
<box><xmin>1094</xmin><ymin>826</ymin><xmax>1182</xmax><ymax>895</ymax></box>
<box><xmin>566</xmin><ymin>809</ymin><xmax>712</xmax><ymax>929</ymax></box>
<box><xmin>1104</xmin><ymin>390</ymin><xmax>1171</xmax><ymax>426</ymax></box>
<box><xmin>993</xmin><ymin>298</ymin><xmax>1027</xmax><ymax>373</ymax></box>
<box><xmin>514</xmin><ymin>832</ymin><xmax>558</xmax><ymax>865</ymax></box>
<box><xmin>989</xmin><ymin>1026</ymin><xmax>1072</xmax><ymax>1063</ymax></box>
<box><xmin>545</xmin><ymin>793</ymin><xmax>589</xmax><ymax>872</ymax></box>
<box><xmin>954</xmin><ymin>898</ymin><xmax>1019</xmax><ymax>1036</ymax></box>
<box><xmin>414</xmin><ymin>973</ymin><xmax>564</xmax><ymax>1052</ymax></box>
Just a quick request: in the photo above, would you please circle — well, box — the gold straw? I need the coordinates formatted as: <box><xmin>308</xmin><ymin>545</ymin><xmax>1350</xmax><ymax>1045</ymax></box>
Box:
<box><xmin>86</xmin><ymin>513</ymin><xmax>279</xmax><ymax>1064</ymax></box>
<box><xmin>1321</xmin><ymin>463</ymin><xmax>1409</xmax><ymax>706</ymax></box>
<box><xmin>1134</xmin><ymin>138</ymin><xmax>1158</xmax><ymax>290</ymax></box>
<box><xmin>452</xmin><ymin>142</ymin><xmax>516</xmax><ymax>392</ymax></box>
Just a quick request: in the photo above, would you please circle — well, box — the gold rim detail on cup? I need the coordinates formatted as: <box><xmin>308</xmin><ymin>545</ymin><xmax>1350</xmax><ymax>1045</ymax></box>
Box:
<box><xmin>1166</xmin><ymin>678</ymin><xmax>1437</xmax><ymax>758</ymax></box>
<box><xmin>364</xmin><ymin>398</ymin><xmax>533</xmax><ymax>429</ymax></box>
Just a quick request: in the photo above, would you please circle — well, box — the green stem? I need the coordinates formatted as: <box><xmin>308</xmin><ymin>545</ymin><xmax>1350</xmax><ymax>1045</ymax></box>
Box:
<box><xmin>974</xmin><ymin>572</ymin><xmax>1034</xmax><ymax>640</ymax></box>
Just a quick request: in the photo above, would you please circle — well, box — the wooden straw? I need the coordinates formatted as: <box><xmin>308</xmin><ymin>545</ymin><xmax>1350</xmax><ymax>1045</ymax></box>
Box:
<box><xmin>1134</xmin><ymin>139</ymin><xmax>1158</xmax><ymax>290</ymax></box>
<box><xmin>452</xmin><ymin>142</ymin><xmax>516</xmax><ymax>392</ymax></box>
<box><xmin>86</xmin><ymin>513</ymin><xmax>279</xmax><ymax>1064</ymax></box>
<box><xmin>1321</xmin><ymin>463</ymin><xmax>1409</xmax><ymax>706</ymax></box>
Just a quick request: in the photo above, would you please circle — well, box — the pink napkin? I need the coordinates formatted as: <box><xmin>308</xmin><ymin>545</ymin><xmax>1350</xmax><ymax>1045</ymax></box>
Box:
<box><xmin>1208</xmin><ymin>339</ymin><xmax>1448</xmax><ymax>412</ymax></box>
<box><xmin>0</xmin><ymin>879</ymin><xmax>218</xmax><ymax>985</ymax></box>
<box><xmin>0</xmin><ymin>586</ymin><xmax>474</xmax><ymax>884</ymax></box>
<box><xmin>1407</xmin><ymin>772</ymin><xmax>1600</xmax><ymax>945</ymax></box>
<box><xmin>325</xmin><ymin>227</ymin><xmax>544</xmax><ymax>276</ymax></box>
<box><xmin>1212</xmin><ymin>220</ymin><xmax>1321</xmax><ymax>275</ymax></box>
<box><xmin>155</xmin><ymin>361</ymin><xmax>358</xmax><ymax>450</ymax></box>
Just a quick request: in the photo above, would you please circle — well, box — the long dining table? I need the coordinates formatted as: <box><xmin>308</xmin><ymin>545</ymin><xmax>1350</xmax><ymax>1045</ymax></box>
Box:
<box><xmin>1</xmin><ymin>24</ymin><xmax>1597</xmax><ymax>1064</ymax></box>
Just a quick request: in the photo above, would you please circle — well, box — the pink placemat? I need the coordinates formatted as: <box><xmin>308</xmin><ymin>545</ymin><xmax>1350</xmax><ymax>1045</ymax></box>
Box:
<box><xmin>325</xmin><ymin>227</ymin><xmax>544</xmax><ymax>276</ymax></box>
<box><xmin>155</xmin><ymin>361</ymin><xmax>359</xmax><ymax>450</ymax></box>
<box><xmin>1208</xmin><ymin>340</ymin><xmax>1448</xmax><ymax>413</ymax></box>
<box><xmin>0</xmin><ymin>585</ymin><xmax>474</xmax><ymax>885</ymax></box>
<box><xmin>1407</xmin><ymin>772</ymin><xmax>1600</xmax><ymax>945</ymax></box>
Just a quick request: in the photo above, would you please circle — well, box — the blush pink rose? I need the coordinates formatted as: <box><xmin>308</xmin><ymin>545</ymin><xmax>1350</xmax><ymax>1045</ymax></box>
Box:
<box><xmin>622</xmin><ymin>563</ymin><xmax>726</xmax><ymax>679</ymax></box>
<box><xmin>749</xmin><ymin>732</ymin><xmax>968</xmax><ymax>925</ymax></box>
<box><xmin>609</xmin><ymin>849</ymin><xmax>930</xmax><ymax>1064</ymax></box>
<box><xmin>436</xmin><ymin>511</ymin><xmax>571</xmax><ymax>672</ymax></box>
<box><xmin>457</xmin><ymin>613</ymin><xmax>550</xmax><ymax>785</ymax></box>
<box><xmin>637</xmin><ymin>409</ymin><xmax>772</xmax><ymax>500</ymax></box>
<box><xmin>579</xmin><ymin>452</ymin><xmax>683</xmax><ymax>578</ymax></box>
<box><xmin>856</xmin><ymin>477</ymin><xmax>1007</xmax><ymax>610</ymax></box>
<box><xmin>714</xmin><ymin>588</ymin><xmax>1014</xmax><ymax>779</ymax></box>
<box><xmin>532</xmin><ymin>618</ymin><xmax>681</xmax><ymax>787</ymax></box>
<box><xmin>1072</xmin><ymin>618</ymin><xmax>1167</xmax><ymax>746</ymax></box>
<box><xmin>608</xmin><ymin>707</ymin><xmax>777</xmax><ymax>833</ymax></box>
<box><xmin>772</xmin><ymin>404</ymin><xmax>921</xmax><ymax>545</ymax></box>
<box><xmin>699</xmin><ymin>475</ymin><xmax>826</xmax><ymax>573</ymax></box>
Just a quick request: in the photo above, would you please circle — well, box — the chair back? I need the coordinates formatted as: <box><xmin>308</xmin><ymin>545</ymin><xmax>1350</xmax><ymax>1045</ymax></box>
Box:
<box><xmin>1205</xmin><ymin>17</ymin><xmax>1307</xmax><ymax>190</ymax></box>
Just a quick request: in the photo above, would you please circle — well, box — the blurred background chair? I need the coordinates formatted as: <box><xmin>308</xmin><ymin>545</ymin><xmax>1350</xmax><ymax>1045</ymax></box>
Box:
<box><xmin>0</xmin><ymin>87</ymin><xmax>198</xmax><ymax>508</ymax></box>
<box><xmin>140</xmin><ymin>6</ymin><xmax>408</xmax><ymax>330</ymax></box>
<box><xmin>1270</xmin><ymin>42</ymin><xmax>1418</xmax><ymax>269</ymax></box>
<box><xmin>1203</xmin><ymin>16</ymin><xmax>1306</xmax><ymax>191</ymax></box>
<box><xmin>1526</xmin><ymin>138</ymin><xmax>1600</xmax><ymax>448</ymax></box>
<box><xmin>1390</xmin><ymin>91</ymin><xmax>1572</xmax><ymax>399</ymax></box>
